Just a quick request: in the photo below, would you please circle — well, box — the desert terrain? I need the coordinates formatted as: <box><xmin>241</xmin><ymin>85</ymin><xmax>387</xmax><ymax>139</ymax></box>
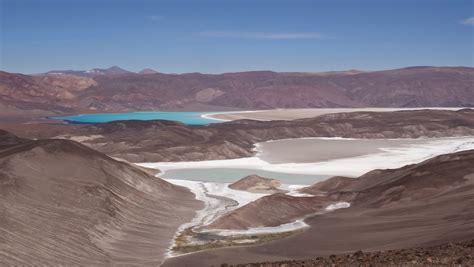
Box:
<box><xmin>3</xmin><ymin>0</ymin><xmax>474</xmax><ymax>264</ymax></box>
<box><xmin>1</xmin><ymin>67</ymin><xmax>473</xmax><ymax>267</ymax></box>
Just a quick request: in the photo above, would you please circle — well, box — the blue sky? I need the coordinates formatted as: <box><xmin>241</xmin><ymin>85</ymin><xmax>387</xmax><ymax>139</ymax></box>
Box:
<box><xmin>1</xmin><ymin>0</ymin><xmax>473</xmax><ymax>74</ymax></box>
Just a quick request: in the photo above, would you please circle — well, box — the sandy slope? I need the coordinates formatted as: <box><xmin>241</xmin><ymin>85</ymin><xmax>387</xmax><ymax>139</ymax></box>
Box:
<box><xmin>0</xmin><ymin>130</ymin><xmax>202</xmax><ymax>265</ymax></box>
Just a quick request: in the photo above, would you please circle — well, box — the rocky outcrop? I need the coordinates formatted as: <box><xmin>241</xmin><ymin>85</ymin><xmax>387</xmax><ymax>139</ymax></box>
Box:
<box><xmin>0</xmin><ymin>131</ymin><xmax>202</xmax><ymax>265</ymax></box>
<box><xmin>229</xmin><ymin>175</ymin><xmax>285</xmax><ymax>194</ymax></box>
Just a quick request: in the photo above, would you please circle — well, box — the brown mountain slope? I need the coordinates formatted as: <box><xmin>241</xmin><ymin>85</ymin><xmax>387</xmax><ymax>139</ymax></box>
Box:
<box><xmin>73</xmin><ymin>66</ymin><xmax>474</xmax><ymax>111</ymax></box>
<box><xmin>0</xmin><ymin>71</ymin><xmax>96</xmax><ymax>116</ymax></box>
<box><xmin>163</xmin><ymin>150</ymin><xmax>474</xmax><ymax>266</ymax></box>
<box><xmin>0</xmin><ymin>132</ymin><xmax>201</xmax><ymax>265</ymax></box>
<box><xmin>348</xmin><ymin>149</ymin><xmax>474</xmax><ymax>208</ymax></box>
<box><xmin>299</xmin><ymin>176</ymin><xmax>355</xmax><ymax>195</ymax></box>
<box><xmin>1</xmin><ymin>67</ymin><xmax>473</xmax><ymax>115</ymax></box>
<box><xmin>206</xmin><ymin>194</ymin><xmax>331</xmax><ymax>230</ymax></box>
<box><xmin>63</xmin><ymin>109</ymin><xmax>474</xmax><ymax>162</ymax></box>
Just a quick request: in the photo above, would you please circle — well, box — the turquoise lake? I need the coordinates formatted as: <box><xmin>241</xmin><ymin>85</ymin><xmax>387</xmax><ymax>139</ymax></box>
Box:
<box><xmin>50</xmin><ymin>111</ymin><xmax>222</xmax><ymax>125</ymax></box>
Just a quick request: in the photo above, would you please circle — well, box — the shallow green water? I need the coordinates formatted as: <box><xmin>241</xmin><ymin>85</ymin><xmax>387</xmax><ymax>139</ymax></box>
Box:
<box><xmin>161</xmin><ymin>168</ymin><xmax>329</xmax><ymax>185</ymax></box>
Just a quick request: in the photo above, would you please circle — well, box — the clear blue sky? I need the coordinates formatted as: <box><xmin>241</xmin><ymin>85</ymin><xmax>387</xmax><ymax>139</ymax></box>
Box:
<box><xmin>1</xmin><ymin>0</ymin><xmax>473</xmax><ymax>74</ymax></box>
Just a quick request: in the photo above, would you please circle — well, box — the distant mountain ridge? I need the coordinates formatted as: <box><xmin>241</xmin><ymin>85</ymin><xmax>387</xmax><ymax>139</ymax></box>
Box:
<box><xmin>138</xmin><ymin>68</ymin><xmax>159</xmax><ymax>74</ymax></box>
<box><xmin>1</xmin><ymin>66</ymin><xmax>473</xmax><ymax>116</ymax></box>
<box><xmin>44</xmin><ymin>65</ymin><xmax>134</xmax><ymax>77</ymax></box>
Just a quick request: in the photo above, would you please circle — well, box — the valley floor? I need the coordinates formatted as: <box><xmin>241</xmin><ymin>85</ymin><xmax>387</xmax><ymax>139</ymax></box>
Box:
<box><xmin>137</xmin><ymin>136</ymin><xmax>474</xmax><ymax>262</ymax></box>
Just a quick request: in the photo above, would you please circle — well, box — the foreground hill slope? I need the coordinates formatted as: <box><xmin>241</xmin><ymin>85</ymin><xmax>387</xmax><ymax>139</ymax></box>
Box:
<box><xmin>225</xmin><ymin>240</ymin><xmax>474</xmax><ymax>266</ymax></box>
<box><xmin>0</xmin><ymin>131</ymin><xmax>201</xmax><ymax>265</ymax></box>
<box><xmin>63</xmin><ymin>109</ymin><xmax>474</xmax><ymax>162</ymax></box>
<box><xmin>1</xmin><ymin>66</ymin><xmax>473</xmax><ymax>115</ymax></box>
<box><xmin>163</xmin><ymin>149</ymin><xmax>474</xmax><ymax>266</ymax></box>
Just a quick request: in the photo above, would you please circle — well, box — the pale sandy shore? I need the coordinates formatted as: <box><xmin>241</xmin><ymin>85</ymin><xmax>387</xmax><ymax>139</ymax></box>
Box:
<box><xmin>207</xmin><ymin>107</ymin><xmax>465</xmax><ymax>121</ymax></box>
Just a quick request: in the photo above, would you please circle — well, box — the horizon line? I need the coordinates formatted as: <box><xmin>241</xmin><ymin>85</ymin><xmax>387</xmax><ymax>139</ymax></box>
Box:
<box><xmin>2</xmin><ymin>65</ymin><xmax>473</xmax><ymax>76</ymax></box>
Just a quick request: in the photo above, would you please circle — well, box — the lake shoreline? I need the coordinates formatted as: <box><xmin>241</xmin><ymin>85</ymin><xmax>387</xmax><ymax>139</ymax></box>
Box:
<box><xmin>139</xmin><ymin>136</ymin><xmax>474</xmax><ymax>180</ymax></box>
<box><xmin>206</xmin><ymin>107</ymin><xmax>466</xmax><ymax>121</ymax></box>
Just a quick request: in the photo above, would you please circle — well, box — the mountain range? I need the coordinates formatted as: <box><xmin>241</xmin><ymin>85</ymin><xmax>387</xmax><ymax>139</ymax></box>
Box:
<box><xmin>44</xmin><ymin>66</ymin><xmax>145</xmax><ymax>76</ymax></box>
<box><xmin>1</xmin><ymin>66</ymin><xmax>473</xmax><ymax>116</ymax></box>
